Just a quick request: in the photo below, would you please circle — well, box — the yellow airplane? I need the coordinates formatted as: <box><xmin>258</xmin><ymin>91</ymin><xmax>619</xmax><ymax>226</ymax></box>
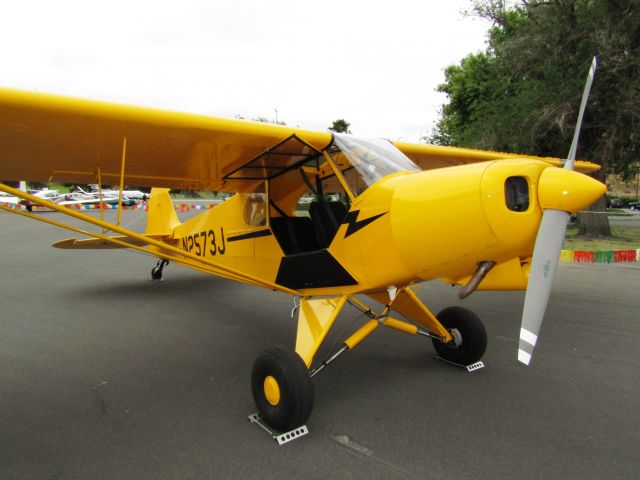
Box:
<box><xmin>0</xmin><ymin>60</ymin><xmax>605</xmax><ymax>435</ymax></box>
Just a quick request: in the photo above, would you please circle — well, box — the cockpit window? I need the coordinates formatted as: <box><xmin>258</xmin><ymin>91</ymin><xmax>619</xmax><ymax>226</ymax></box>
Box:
<box><xmin>505</xmin><ymin>176</ymin><xmax>529</xmax><ymax>212</ymax></box>
<box><xmin>332</xmin><ymin>134</ymin><xmax>420</xmax><ymax>187</ymax></box>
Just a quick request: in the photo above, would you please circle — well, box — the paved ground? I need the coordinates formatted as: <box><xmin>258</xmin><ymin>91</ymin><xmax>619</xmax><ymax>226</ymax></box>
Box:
<box><xmin>1</xmin><ymin>210</ymin><xmax>638</xmax><ymax>480</ymax></box>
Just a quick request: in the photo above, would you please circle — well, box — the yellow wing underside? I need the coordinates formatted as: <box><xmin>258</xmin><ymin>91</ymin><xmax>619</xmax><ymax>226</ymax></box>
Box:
<box><xmin>0</xmin><ymin>87</ymin><xmax>599</xmax><ymax>193</ymax></box>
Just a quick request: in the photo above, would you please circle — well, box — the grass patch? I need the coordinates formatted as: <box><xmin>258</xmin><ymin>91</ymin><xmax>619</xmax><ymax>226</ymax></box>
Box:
<box><xmin>47</xmin><ymin>183</ymin><xmax>72</xmax><ymax>193</ymax></box>
<box><xmin>565</xmin><ymin>224</ymin><xmax>640</xmax><ymax>250</ymax></box>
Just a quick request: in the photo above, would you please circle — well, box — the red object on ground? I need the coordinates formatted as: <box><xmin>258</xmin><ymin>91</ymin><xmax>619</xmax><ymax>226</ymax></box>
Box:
<box><xmin>573</xmin><ymin>251</ymin><xmax>595</xmax><ymax>263</ymax></box>
<box><xmin>614</xmin><ymin>250</ymin><xmax>637</xmax><ymax>263</ymax></box>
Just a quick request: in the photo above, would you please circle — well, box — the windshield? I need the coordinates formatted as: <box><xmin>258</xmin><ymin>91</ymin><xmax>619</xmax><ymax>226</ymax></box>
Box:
<box><xmin>333</xmin><ymin>134</ymin><xmax>420</xmax><ymax>187</ymax></box>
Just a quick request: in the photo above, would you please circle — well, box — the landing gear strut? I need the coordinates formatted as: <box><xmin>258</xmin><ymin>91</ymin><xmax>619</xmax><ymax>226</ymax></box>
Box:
<box><xmin>150</xmin><ymin>259</ymin><xmax>169</xmax><ymax>280</ymax></box>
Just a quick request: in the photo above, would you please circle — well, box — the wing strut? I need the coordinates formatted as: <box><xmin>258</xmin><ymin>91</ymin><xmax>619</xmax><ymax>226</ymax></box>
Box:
<box><xmin>117</xmin><ymin>136</ymin><xmax>127</xmax><ymax>226</ymax></box>
<box><xmin>0</xmin><ymin>183</ymin><xmax>298</xmax><ymax>295</ymax></box>
<box><xmin>0</xmin><ymin>203</ymin><xmax>268</xmax><ymax>289</ymax></box>
<box><xmin>97</xmin><ymin>165</ymin><xmax>106</xmax><ymax>232</ymax></box>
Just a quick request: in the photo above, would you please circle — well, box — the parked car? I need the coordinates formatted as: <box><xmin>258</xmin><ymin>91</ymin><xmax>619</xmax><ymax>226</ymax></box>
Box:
<box><xmin>103</xmin><ymin>195</ymin><xmax>138</xmax><ymax>206</ymax></box>
<box><xmin>608</xmin><ymin>198</ymin><xmax>624</xmax><ymax>208</ymax></box>
<box><xmin>629</xmin><ymin>201</ymin><xmax>640</xmax><ymax>211</ymax></box>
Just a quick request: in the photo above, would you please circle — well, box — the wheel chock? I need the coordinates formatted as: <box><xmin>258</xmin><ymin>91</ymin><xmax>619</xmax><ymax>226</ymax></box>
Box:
<box><xmin>434</xmin><ymin>356</ymin><xmax>485</xmax><ymax>372</ymax></box>
<box><xmin>465</xmin><ymin>361</ymin><xmax>484</xmax><ymax>372</ymax></box>
<box><xmin>248</xmin><ymin>413</ymin><xmax>309</xmax><ymax>445</ymax></box>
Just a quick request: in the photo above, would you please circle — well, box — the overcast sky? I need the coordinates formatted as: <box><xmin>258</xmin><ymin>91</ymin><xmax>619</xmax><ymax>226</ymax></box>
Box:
<box><xmin>0</xmin><ymin>1</ymin><xmax>489</xmax><ymax>143</ymax></box>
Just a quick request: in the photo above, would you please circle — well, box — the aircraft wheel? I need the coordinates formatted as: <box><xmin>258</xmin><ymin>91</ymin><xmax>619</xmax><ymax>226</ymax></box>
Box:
<box><xmin>150</xmin><ymin>259</ymin><xmax>169</xmax><ymax>280</ymax></box>
<box><xmin>432</xmin><ymin>307</ymin><xmax>487</xmax><ymax>365</ymax></box>
<box><xmin>150</xmin><ymin>266</ymin><xmax>163</xmax><ymax>280</ymax></box>
<box><xmin>251</xmin><ymin>346</ymin><xmax>314</xmax><ymax>432</ymax></box>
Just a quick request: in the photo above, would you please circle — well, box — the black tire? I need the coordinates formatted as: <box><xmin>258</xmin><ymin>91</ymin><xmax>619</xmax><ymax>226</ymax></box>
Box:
<box><xmin>431</xmin><ymin>307</ymin><xmax>487</xmax><ymax>365</ymax></box>
<box><xmin>150</xmin><ymin>260</ymin><xmax>168</xmax><ymax>280</ymax></box>
<box><xmin>150</xmin><ymin>266</ymin><xmax>162</xmax><ymax>280</ymax></box>
<box><xmin>251</xmin><ymin>346</ymin><xmax>314</xmax><ymax>432</ymax></box>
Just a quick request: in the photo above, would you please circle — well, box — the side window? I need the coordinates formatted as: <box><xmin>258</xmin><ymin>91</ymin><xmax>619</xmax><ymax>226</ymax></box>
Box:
<box><xmin>505</xmin><ymin>177</ymin><xmax>529</xmax><ymax>212</ymax></box>
<box><xmin>244</xmin><ymin>183</ymin><xmax>267</xmax><ymax>226</ymax></box>
<box><xmin>295</xmin><ymin>191</ymin><xmax>314</xmax><ymax>218</ymax></box>
<box><xmin>244</xmin><ymin>193</ymin><xmax>267</xmax><ymax>226</ymax></box>
<box><xmin>341</xmin><ymin>167</ymin><xmax>367</xmax><ymax>197</ymax></box>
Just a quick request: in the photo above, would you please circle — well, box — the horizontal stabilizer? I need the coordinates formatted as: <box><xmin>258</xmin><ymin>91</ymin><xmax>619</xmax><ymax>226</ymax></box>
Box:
<box><xmin>53</xmin><ymin>233</ymin><xmax>170</xmax><ymax>249</ymax></box>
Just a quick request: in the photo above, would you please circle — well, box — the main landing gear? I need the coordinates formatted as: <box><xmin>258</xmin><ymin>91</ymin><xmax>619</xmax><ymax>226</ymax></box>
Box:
<box><xmin>251</xmin><ymin>346</ymin><xmax>314</xmax><ymax>432</ymax></box>
<box><xmin>150</xmin><ymin>259</ymin><xmax>169</xmax><ymax>280</ymax></box>
<box><xmin>432</xmin><ymin>306</ymin><xmax>487</xmax><ymax>366</ymax></box>
<box><xmin>249</xmin><ymin>292</ymin><xmax>488</xmax><ymax>439</ymax></box>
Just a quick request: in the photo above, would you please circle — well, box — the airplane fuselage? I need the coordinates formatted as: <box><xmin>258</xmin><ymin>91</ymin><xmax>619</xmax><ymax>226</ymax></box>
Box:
<box><xmin>162</xmin><ymin>158</ymin><xmax>588</xmax><ymax>297</ymax></box>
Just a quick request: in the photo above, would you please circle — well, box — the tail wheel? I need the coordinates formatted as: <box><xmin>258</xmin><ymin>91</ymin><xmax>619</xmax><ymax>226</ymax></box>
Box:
<box><xmin>432</xmin><ymin>307</ymin><xmax>487</xmax><ymax>365</ymax></box>
<box><xmin>251</xmin><ymin>346</ymin><xmax>313</xmax><ymax>432</ymax></box>
<box><xmin>150</xmin><ymin>259</ymin><xmax>169</xmax><ymax>280</ymax></box>
<box><xmin>150</xmin><ymin>266</ymin><xmax>163</xmax><ymax>280</ymax></box>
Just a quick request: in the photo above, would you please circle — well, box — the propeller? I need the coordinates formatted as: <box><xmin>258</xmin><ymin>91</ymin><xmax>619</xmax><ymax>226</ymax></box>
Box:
<box><xmin>518</xmin><ymin>57</ymin><xmax>603</xmax><ymax>365</ymax></box>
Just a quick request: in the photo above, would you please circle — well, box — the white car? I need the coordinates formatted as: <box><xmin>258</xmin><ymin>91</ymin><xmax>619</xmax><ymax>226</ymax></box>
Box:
<box><xmin>122</xmin><ymin>190</ymin><xmax>149</xmax><ymax>200</ymax></box>
<box><xmin>0</xmin><ymin>191</ymin><xmax>20</xmax><ymax>205</ymax></box>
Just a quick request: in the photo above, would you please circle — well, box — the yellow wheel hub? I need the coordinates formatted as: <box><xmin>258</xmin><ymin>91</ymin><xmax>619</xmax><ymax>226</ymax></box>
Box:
<box><xmin>263</xmin><ymin>375</ymin><xmax>281</xmax><ymax>406</ymax></box>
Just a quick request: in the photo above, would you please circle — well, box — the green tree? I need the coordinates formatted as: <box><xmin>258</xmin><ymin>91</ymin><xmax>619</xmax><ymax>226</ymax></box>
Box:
<box><xmin>429</xmin><ymin>0</ymin><xmax>640</xmax><ymax>180</ymax></box>
<box><xmin>328</xmin><ymin>119</ymin><xmax>352</xmax><ymax>134</ymax></box>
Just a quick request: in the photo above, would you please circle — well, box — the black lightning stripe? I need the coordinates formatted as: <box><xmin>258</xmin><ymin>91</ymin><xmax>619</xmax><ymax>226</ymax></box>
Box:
<box><xmin>342</xmin><ymin>210</ymin><xmax>388</xmax><ymax>238</ymax></box>
<box><xmin>226</xmin><ymin>229</ymin><xmax>272</xmax><ymax>242</ymax></box>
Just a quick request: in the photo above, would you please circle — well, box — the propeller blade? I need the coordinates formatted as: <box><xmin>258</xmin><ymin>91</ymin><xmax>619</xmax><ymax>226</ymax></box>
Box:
<box><xmin>518</xmin><ymin>56</ymin><xmax>599</xmax><ymax>365</ymax></box>
<box><xmin>518</xmin><ymin>209</ymin><xmax>569</xmax><ymax>365</ymax></box>
<box><xmin>565</xmin><ymin>57</ymin><xmax>597</xmax><ymax>170</ymax></box>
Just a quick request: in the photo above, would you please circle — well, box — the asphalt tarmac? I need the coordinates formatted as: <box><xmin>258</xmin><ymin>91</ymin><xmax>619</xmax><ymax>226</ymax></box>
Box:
<box><xmin>1</xmin><ymin>210</ymin><xmax>638</xmax><ymax>480</ymax></box>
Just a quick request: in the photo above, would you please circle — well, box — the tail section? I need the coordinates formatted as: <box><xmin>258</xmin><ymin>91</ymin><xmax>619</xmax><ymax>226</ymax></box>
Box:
<box><xmin>52</xmin><ymin>188</ymin><xmax>179</xmax><ymax>250</ymax></box>
<box><xmin>145</xmin><ymin>188</ymin><xmax>180</xmax><ymax>235</ymax></box>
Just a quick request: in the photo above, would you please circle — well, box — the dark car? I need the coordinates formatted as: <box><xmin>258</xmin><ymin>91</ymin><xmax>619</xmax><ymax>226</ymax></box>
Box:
<box><xmin>629</xmin><ymin>201</ymin><xmax>640</xmax><ymax>211</ymax></box>
<box><xmin>608</xmin><ymin>198</ymin><xmax>624</xmax><ymax>208</ymax></box>
<box><xmin>102</xmin><ymin>195</ymin><xmax>138</xmax><ymax>206</ymax></box>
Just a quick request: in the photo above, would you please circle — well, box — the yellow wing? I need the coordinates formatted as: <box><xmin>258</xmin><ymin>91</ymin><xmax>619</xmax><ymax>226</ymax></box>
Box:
<box><xmin>395</xmin><ymin>142</ymin><xmax>600</xmax><ymax>173</ymax></box>
<box><xmin>0</xmin><ymin>87</ymin><xmax>332</xmax><ymax>192</ymax></box>
<box><xmin>0</xmin><ymin>87</ymin><xmax>599</xmax><ymax>190</ymax></box>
